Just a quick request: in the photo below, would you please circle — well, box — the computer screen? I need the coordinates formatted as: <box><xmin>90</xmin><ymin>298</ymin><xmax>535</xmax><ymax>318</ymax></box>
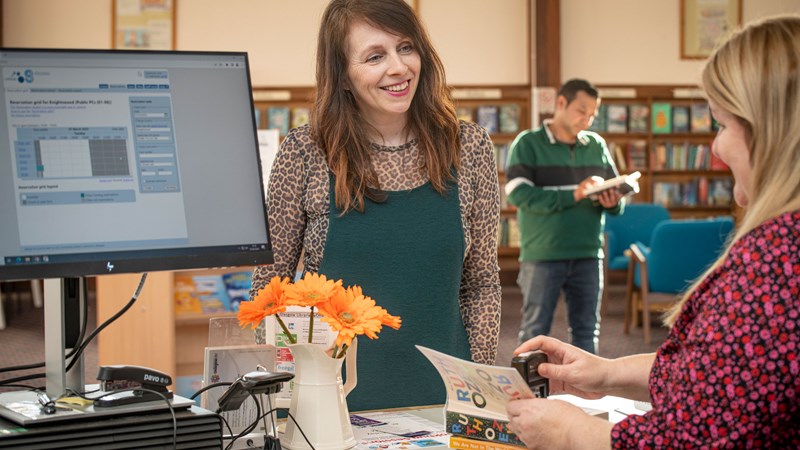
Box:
<box><xmin>0</xmin><ymin>48</ymin><xmax>273</xmax><ymax>282</ymax></box>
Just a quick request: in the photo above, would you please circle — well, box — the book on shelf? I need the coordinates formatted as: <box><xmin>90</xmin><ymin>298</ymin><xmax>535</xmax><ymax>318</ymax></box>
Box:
<box><xmin>605</xmin><ymin>104</ymin><xmax>628</xmax><ymax>133</ymax></box>
<box><xmin>651</xmin><ymin>142</ymin><xmax>668</xmax><ymax>170</ymax></box>
<box><xmin>457</xmin><ymin>106</ymin><xmax>474</xmax><ymax>123</ymax></box>
<box><xmin>589</xmin><ymin>103</ymin><xmax>607</xmax><ymax>133</ymax></box>
<box><xmin>174</xmin><ymin>274</ymin><xmax>232</xmax><ymax>315</ymax></box>
<box><xmin>672</xmin><ymin>105</ymin><xmax>690</xmax><ymax>133</ymax></box>
<box><xmin>494</xmin><ymin>143</ymin><xmax>509</xmax><ymax>171</ymax></box>
<box><xmin>626</xmin><ymin>140</ymin><xmax>648</xmax><ymax>170</ymax></box>
<box><xmin>476</xmin><ymin>105</ymin><xmax>499</xmax><ymax>134</ymax></box>
<box><xmin>290</xmin><ymin>106</ymin><xmax>310</xmax><ymax>129</ymax></box>
<box><xmin>690</xmin><ymin>103</ymin><xmax>712</xmax><ymax>133</ymax></box>
<box><xmin>652</xmin><ymin>177</ymin><xmax>732</xmax><ymax>208</ymax></box>
<box><xmin>627</xmin><ymin>104</ymin><xmax>649</xmax><ymax>133</ymax></box>
<box><xmin>267</xmin><ymin>106</ymin><xmax>290</xmax><ymax>135</ymax></box>
<box><xmin>651</xmin><ymin>102</ymin><xmax>672</xmax><ymax>134</ymax></box>
<box><xmin>583</xmin><ymin>171</ymin><xmax>641</xmax><ymax>198</ymax></box>
<box><xmin>608</xmin><ymin>142</ymin><xmax>627</xmax><ymax>171</ymax></box>
<box><xmin>417</xmin><ymin>345</ymin><xmax>532</xmax><ymax>447</ymax></box>
<box><xmin>253</xmin><ymin>107</ymin><xmax>262</xmax><ymax>129</ymax></box>
<box><xmin>221</xmin><ymin>271</ymin><xmax>253</xmax><ymax>313</ymax></box>
<box><xmin>498</xmin><ymin>104</ymin><xmax>521</xmax><ymax>134</ymax></box>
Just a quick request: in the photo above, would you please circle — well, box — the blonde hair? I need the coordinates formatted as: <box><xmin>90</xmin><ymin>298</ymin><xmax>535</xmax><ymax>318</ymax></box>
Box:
<box><xmin>665</xmin><ymin>15</ymin><xmax>800</xmax><ymax>326</ymax></box>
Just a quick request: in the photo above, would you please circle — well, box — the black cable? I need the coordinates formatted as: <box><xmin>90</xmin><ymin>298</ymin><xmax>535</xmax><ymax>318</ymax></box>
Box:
<box><xmin>0</xmin><ymin>277</ymin><xmax>89</xmax><ymax>374</ymax></box>
<box><xmin>0</xmin><ymin>372</ymin><xmax>44</xmax><ymax>387</ymax></box>
<box><xmin>189</xmin><ymin>381</ymin><xmax>232</xmax><ymax>400</ymax></box>
<box><xmin>225</xmin><ymin>393</ymin><xmax>261</xmax><ymax>450</ymax></box>
<box><xmin>66</xmin><ymin>273</ymin><xmax>148</xmax><ymax>373</ymax></box>
<box><xmin>189</xmin><ymin>381</ymin><xmax>235</xmax><ymax>438</ymax></box>
<box><xmin>218</xmin><ymin>413</ymin><xmax>235</xmax><ymax>443</ymax></box>
<box><xmin>285</xmin><ymin>410</ymin><xmax>317</xmax><ymax>450</ymax></box>
<box><xmin>0</xmin><ymin>274</ymin><xmax>147</xmax><ymax>382</ymax></box>
<box><xmin>250</xmin><ymin>407</ymin><xmax>317</xmax><ymax>450</ymax></box>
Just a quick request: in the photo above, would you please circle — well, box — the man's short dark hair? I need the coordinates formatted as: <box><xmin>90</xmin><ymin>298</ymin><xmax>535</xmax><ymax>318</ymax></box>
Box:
<box><xmin>558</xmin><ymin>79</ymin><xmax>599</xmax><ymax>104</ymax></box>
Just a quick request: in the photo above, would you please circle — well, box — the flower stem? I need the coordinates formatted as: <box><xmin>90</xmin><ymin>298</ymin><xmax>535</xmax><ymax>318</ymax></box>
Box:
<box><xmin>337</xmin><ymin>343</ymin><xmax>349</xmax><ymax>359</ymax></box>
<box><xmin>275</xmin><ymin>316</ymin><xmax>296</xmax><ymax>344</ymax></box>
<box><xmin>308</xmin><ymin>306</ymin><xmax>315</xmax><ymax>343</ymax></box>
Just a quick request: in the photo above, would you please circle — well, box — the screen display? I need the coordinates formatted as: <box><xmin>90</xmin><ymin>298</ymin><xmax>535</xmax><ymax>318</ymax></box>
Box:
<box><xmin>0</xmin><ymin>49</ymin><xmax>272</xmax><ymax>281</ymax></box>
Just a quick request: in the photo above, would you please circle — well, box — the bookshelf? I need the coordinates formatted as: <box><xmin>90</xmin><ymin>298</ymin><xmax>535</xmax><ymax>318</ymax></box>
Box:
<box><xmin>592</xmin><ymin>85</ymin><xmax>735</xmax><ymax>220</ymax></box>
<box><xmin>451</xmin><ymin>85</ymin><xmax>531</xmax><ymax>284</ymax></box>
<box><xmin>252</xmin><ymin>87</ymin><xmax>316</xmax><ymax>137</ymax></box>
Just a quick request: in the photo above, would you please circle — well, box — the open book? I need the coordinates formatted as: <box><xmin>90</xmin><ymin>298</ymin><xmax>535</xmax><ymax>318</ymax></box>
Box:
<box><xmin>417</xmin><ymin>345</ymin><xmax>533</xmax><ymax>447</ymax></box>
<box><xmin>583</xmin><ymin>171</ymin><xmax>641</xmax><ymax>198</ymax></box>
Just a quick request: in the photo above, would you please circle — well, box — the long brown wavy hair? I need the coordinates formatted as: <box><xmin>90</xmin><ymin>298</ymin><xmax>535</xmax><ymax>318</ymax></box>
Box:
<box><xmin>312</xmin><ymin>0</ymin><xmax>461</xmax><ymax>213</ymax></box>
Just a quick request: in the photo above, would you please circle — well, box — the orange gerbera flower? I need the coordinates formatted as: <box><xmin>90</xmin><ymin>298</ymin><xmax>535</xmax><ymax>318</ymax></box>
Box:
<box><xmin>375</xmin><ymin>306</ymin><xmax>402</xmax><ymax>330</ymax></box>
<box><xmin>317</xmin><ymin>286</ymin><xmax>385</xmax><ymax>348</ymax></box>
<box><xmin>284</xmin><ymin>272</ymin><xmax>343</xmax><ymax>308</ymax></box>
<box><xmin>237</xmin><ymin>276</ymin><xmax>290</xmax><ymax>329</ymax></box>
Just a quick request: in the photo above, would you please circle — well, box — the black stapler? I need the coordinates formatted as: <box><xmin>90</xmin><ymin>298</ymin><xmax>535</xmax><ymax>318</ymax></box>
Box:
<box><xmin>93</xmin><ymin>365</ymin><xmax>173</xmax><ymax>408</ymax></box>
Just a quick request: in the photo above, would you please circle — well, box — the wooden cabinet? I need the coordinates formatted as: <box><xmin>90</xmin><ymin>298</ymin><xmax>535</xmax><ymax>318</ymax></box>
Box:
<box><xmin>96</xmin><ymin>269</ymin><xmax>242</xmax><ymax>383</ymax></box>
<box><xmin>594</xmin><ymin>85</ymin><xmax>735</xmax><ymax>220</ymax></box>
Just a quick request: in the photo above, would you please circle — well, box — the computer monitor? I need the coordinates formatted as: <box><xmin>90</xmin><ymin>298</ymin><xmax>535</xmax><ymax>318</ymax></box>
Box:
<box><xmin>0</xmin><ymin>48</ymin><xmax>273</xmax><ymax>401</ymax></box>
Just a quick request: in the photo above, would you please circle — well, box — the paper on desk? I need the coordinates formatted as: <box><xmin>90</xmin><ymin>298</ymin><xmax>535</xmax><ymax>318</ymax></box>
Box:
<box><xmin>351</xmin><ymin>410</ymin><xmax>450</xmax><ymax>449</ymax></box>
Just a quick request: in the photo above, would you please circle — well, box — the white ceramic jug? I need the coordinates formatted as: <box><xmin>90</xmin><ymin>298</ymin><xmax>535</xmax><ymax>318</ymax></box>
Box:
<box><xmin>280</xmin><ymin>339</ymin><xmax>357</xmax><ymax>450</ymax></box>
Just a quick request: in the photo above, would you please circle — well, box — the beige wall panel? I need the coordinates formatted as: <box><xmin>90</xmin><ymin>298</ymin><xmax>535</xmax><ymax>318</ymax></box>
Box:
<box><xmin>420</xmin><ymin>0</ymin><xmax>529</xmax><ymax>85</ymax></box>
<box><xmin>3</xmin><ymin>0</ymin><xmax>111</xmax><ymax>49</ymax></box>
<box><xmin>176</xmin><ymin>0</ymin><xmax>328</xmax><ymax>87</ymax></box>
<box><xmin>559</xmin><ymin>0</ymin><xmax>800</xmax><ymax>86</ymax></box>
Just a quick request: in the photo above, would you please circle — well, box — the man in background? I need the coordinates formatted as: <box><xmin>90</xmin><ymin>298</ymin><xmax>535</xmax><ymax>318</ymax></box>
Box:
<box><xmin>504</xmin><ymin>79</ymin><xmax>624</xmax><ymax>354</ymax></box>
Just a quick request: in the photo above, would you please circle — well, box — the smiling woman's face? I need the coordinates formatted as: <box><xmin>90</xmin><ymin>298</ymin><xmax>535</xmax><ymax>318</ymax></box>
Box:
<box><xmin>345</xmin><ymin>20</ymin><xmax>421</xmax><ymax>126</ymax></box>
<box><xmin>709</xmin><ymin>101</ymin><xmax>752</xmax><ymax>207</ymax></box>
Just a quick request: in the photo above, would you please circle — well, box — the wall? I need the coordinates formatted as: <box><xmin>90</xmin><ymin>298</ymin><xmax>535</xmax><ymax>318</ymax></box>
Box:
<box><xmin>1</xmin><ymin>0</ymin><xmax>529</xmax><ymax>87</ymax></box>
<box><xmin>560</xmin><ymin>0</ymin><xmax>800</xmax><ymax>85</ymax></box>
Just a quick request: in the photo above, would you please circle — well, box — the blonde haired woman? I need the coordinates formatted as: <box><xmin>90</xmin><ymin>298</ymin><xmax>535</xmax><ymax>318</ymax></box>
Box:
<box><xmin>505</xmin><ymin>16</ymin><xmax>800</xmax><ymax>449</ymax></box>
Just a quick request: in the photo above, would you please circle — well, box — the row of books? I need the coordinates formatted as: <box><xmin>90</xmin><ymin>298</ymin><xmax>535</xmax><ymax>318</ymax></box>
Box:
<box><xmin>494</xmin><ymin>143</ymin><xmax>510</xmax><ymax>171</ymax></box>
<box><xmin>254</xmin><ymin>106</ymin><xmax>310</xmax><ymax>135</ymax></box>
<box><xmin>498</xmin><ymin>217</ymin><xmax>520</xmax><ymax>248</ymax></box>
<box><xmin>607</xmin><ymin>140</ymin><xmax>647</xmax><ymax>172</ymax></box>
<box><xmin>590</xmin><ymin>102</ymin><xmax>715</xmax><ymax>134</ymax></box>
<box><xmin>174</xmin><ymin>271</ymin><xmax>253</xmax><ymax>315</ymax></box>
<box><xmin>458</xmin><ymin>104</ymin><xmax>521</xmax><ymax>135</ymax></box>
<box><xmin>651</xmin><ymin>142</ymin><xmax>728</xmax><ymax>171</ymax></box>
<box><xmin>652</xmin><ymin>177</ymin><xmax>733</xmax><ymax>208</ymax></box>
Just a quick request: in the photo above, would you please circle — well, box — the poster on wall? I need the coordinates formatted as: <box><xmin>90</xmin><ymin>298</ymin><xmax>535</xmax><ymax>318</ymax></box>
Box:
<box><xmin>680</xmin><ymin>0</ymin><xmax>741</xmax><ymax>59</ymax></box>
<box><xmin>113</xmin><ymin>0</ymin><xmax>175</xmax><ymax>50</ymax></box>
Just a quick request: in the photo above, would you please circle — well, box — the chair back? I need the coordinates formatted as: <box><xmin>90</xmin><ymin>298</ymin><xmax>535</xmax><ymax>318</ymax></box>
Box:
<box><xmin>640</xmin><ymin>216</ymin><xmax>734</xmax><ymax>293</ymax></box>
<box><xmin>604</xmin><ymin>203</ymin><xmax>670</xmax><ymax>270</ymax></box>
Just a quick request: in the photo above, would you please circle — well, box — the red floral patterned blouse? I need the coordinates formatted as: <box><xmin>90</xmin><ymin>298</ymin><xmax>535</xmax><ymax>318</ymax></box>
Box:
<box><xmin>611</xmin><ymin>210</ymin><xmax>800</xmax><ymax>448</ymax></box>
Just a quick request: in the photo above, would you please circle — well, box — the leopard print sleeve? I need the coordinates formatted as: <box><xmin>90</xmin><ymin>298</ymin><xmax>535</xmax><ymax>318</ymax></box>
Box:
<box><xmin>251</xmin><ymin>127</ymin><xmax>311</xmax><ymax>295</ymax></box>
<box><xmin>457</xmin><ymin>121</ymin><xmax>502</xmax><ymax>365</ymax></box>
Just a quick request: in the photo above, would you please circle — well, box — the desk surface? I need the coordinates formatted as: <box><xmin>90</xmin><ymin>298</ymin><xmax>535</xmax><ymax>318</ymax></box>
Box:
<box><xmin>344</xmin><ymin>395</ymin><xmax>645</xmax><ymax>449</ymax></box>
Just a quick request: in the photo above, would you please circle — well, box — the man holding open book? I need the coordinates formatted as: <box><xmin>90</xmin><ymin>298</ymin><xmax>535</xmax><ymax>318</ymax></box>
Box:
<box><xmin>504</xmin><ymin>79</ymin><xmax>625</xmax><ymax>354</ymax></box>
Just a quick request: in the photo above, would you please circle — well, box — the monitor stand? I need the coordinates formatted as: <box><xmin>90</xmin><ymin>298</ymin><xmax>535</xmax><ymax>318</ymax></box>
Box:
<box><xmin>0</xmin><ymin>277</ymin><xmax>192</xmax><ymax>426</ymax></box>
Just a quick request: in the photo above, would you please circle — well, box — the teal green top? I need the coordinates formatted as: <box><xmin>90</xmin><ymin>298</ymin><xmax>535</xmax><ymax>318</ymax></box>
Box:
<box><xmin>319</xmin><ymin>177</ymin><xmax>471</xmax><ymax>412</ymax></box>
<box><xmin>505</xmin><ymin>123</ymin><xmax>624</xmax><ymax>261</ymax></box>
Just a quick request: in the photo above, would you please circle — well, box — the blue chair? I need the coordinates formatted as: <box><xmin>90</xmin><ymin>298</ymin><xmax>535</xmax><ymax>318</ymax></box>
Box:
<box><xmin>624</xmin><ymin>216</ymin><xmax>735</xmax><ymax>343</ymax></box>
<box><xmin>603</xmin><ymin>203</ymin><xmax>671</xmax><ymax>272</ymax></box>
<box><xmin>602</xmin><ymin>204</ymin><xmax>670</xmax><ymax>314</ymax></box>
